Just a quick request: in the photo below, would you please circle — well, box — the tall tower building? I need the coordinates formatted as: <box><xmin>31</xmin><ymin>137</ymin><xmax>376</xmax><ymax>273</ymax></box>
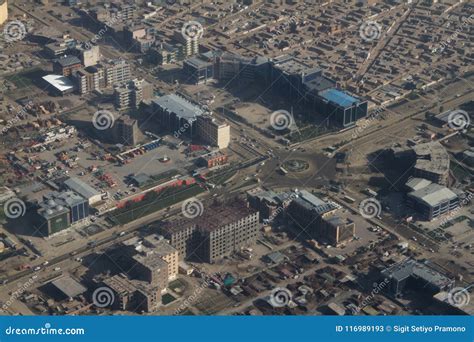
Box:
<box><xmin>0</xmin><ymin>0</ymin><xmax>8</xmax><ymax>26</ymax></box>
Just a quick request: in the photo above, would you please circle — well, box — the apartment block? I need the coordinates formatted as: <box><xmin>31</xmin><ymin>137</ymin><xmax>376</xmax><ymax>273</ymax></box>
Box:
<box><xmin>196</xmin><ymin>115</ymin><xmax>230</xmax><ymax>149</ymax></box>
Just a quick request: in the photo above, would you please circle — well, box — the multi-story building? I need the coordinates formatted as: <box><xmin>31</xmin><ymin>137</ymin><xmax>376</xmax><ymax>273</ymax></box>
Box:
<box><xmin>407</xmin><ymin>182</ymin><xmax>459</xmax><ymax>221</ymax></box>
<box><xmin>216</xmin><ymin>52</ymin><xmax>270</xmax><ymax>85</ymax></box>
<box><xmin>173</xmin><ymin>30</ymin><xmax>199</xmax><ymax>58</ymax></box>
<box><xmin>53</xmin><ymin>55</ymin><xmax>82</xmax><ymax>77</ymax></box>
<box><xmin>0</xmin><ymin>0</ymin><xmax>8</xmax><ymax>26</ymax></box>
<box><xmin>150</xmin><ymin>94</ymin><xmax>204</xmax><ymax>137</ymax></box>
<box><xmin>63</xmin><ymin>177</ymin><xmax>103</xmax><ymax>205</ymax></box>
<box><xmin>246</xmin><ymin>187</ymin><xmax>281</xmax><ymax>221</ymax></box>
<box><xmin>196</xmin><ymin>115</ymin><xmax>230</xmax><ymax>149</ymax></box>
<box><xmin>37</xmin><ymin>197</ymin><xmax>71</xmax><ymax>236</ymax></box>
<box><xmin>77</xmin><ymin>45</ymin><xmax>101</xmax><ymax>67</ymax></box>
<box><xmin>159</xmin><ymin>220</ymin><xmax>198</xmax><ymax>259</ymax></box>
<box><xmin>143</xmin><ymin>237</ymin><xmax>179</xmax><ymax>281</ymax></box>
<box><xmin>114</xmin><ymin>79</ymin><xmax>153</xmax><ymax>111</ymax></box>
<box><xmin>380</xmin><ymin>259</ymin><xmax>454</xmax><ymax>297</ymax></box>
<box><xmin>124</xmin><ymin>25</ymin><xmax>155</xmax><ymax>53</ymax></box>
<box><xmin>196</xmin><ymin>202</ymin><xmax>260</xmax><ymax>263</ymax></box>
<box><xmin>412</xmin><ymin>142</ymin><xmax>450</xmax><ymax>186</ymax></box>
<box><xmin>101</xmin><ymin>59</ymin><xmax>131</xmax><ymax>88</ymax></box>
<box><xmin>391</xmin><ymin>142</ymin><xmax>450</xmax><ymax>186</ymax></box>
<box><xmin>74</xmin><ymin>67</ymin><xmax>100</xmax><ymax>95</ymax></box>
<box><xmin>131</xmin><ymin>253</ymin><xmax>168</xmax><ymax>289</ymax></box>
<box><xmin>185</xmin><ymin>52</ymin><xmax>367</xmax><ymax>127</ymax></box>
<box><xmin>102</xmin><ymin>274</ymin><xmax>161</xmax><ymax>313</ymax></box>
<box><xmin>160</xmin><ymin>201</ymin><xmax>260</xmax><ymax>263</ymax></box>
<box><xmin>287</xmin><ymin>190</ymin><xmax>354</xmax><ymax>246</ymax></box>
<box><xmin>183</xmin><ymin>54</ymin><xmax>216</xmax><ymax>84</ymax></box>
<box><xmin>319</xmin><ymin>214</ymin><xmax>355</xmax><ymax>246</ymax></box>
<box><xmin>110</xmin><ymin>115</ymin><xmax>139</xmax><ymax>146</ymax></box>
<box><xmin>43</xmin><ymin>191</ymin><xmax>89</xmax><ymax>224</ymax></box>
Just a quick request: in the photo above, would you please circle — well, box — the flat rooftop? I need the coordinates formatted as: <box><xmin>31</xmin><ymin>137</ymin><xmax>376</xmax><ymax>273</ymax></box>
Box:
<box><xmin>64</xmin><ymin>177</ymin><xmax>101</xmax><ymax>200</ymax></box>
<box><xmin>319</xmin><ymin>88</ymin><xmax>360</xmax><ymax>108</ymax></box>
<box><xmin>413</xmin><ymin>142</ymin><xmax>450</xmax><ymax>176</ymax></box>
<box><xmin>51</xmin><ymin>276</ymin><xmax>87</xmax><ymax>298</ymax></box>
<box><xmin>152</xmin><ymin>94</ymin><xmax>204</xmax><ymax>120</ymax></box>
<box><xmin>273</xmin><ymin>55</ymin><xmax>316</xmax><ymax>75</ymax></box>
<box><xmin>382</xmin><ymin>259</ymin><xmax>452</xmax><ymax>288</ymax></box>
<box><xmin>409</xmin><ymin>183</ymin><xmax>458</xmax><ymax>207</ymax></box>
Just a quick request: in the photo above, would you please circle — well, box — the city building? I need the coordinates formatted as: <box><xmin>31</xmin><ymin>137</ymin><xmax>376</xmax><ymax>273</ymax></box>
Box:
<box><xmin>195</xmin><ymin>202</ymin><xmax>260</xmax><ymax>263</ymax></box>
<box><xmin>150</xmin><ymin>94</ymin><xmax>204</xmax><ymax>137</ymax></box>
<box><xmin>197</xmin><ymin>151</ymin><xmax>228</xmax><ymax>168</ymax></box>
<box><xmin>151</xmin><ymin>43</ymin><xmax>179</xmax><ymax>65</ymax></box>
<box><xmin>319</xmin><ymin>214</ymin><xmax>355</xmax><ymax>246</ymax></box>
<box><xmin>158</xmin><ymin>220</ymin><xmax>198</xmax><ymax>259</ymax></box>
<box><xmin>124</xmin><ymin>25</ymin><xmax>155</xmax><ymax>53</ymax></box>
<box><xmin>101</xmin><ymin>274</ymin><xmax>161</xmax><ymax>313</ymax></box>
<box><xmin>102</xmin><ymin>59</ymin><xmax>132</xmax><ymax>88</ymax></box>
<box><xmin>380</xmin><ymin>259</ymin><xmax>454</xmax><ymax>297</ymax></box>
<box><xmin>412</xmin><ymin>142</ymin><xmax>450</xmax><ymax>185</ymax></box>
<box><xmin>183</xmin><ymin>54</ymin><xmax>216</xmax><ymax>84</ymax></box>
<box><xmin>196</xmin><ymin>115</ymin><xmax>230</xmax><ymax>149</ymax></box>
<box><xmin>42</xmin><ymin>75</ymin><xmax>75</xmax><ymax>96</ymax></box>
<box><xmin>63</xmin><ymin>177</ymin><xmax>102</xmax><ymax>205</ymax></box>
<box><xmin>159</xmin><ymin>201</ymin><xmax>260</xmax><ymax>263</ymax></box>
<box><xmin>142</xmin><ymin>237</ymin><xmax>179</xmax><ymax>281</ymax></box>
<box><xmin>73</xmin><ymin>67</ymin><xmax>100</xmax><ymax>95</ymax></box>
<box><xmin>114</xmin><ymin>79</ymin><xmax>153</xmax><ymax>111</ymax></box>
<box><xmin>73</xmin><ymin>44</ymin><xmax>101</xmax><ymax>67</ymax></box>
<box><xmin>216</xmin><ymin>52</ymin><xmax>270</xmax><ymax>85</ymax></box>
<box><xmin>53</xmin><ymin>55</ymin><xmax>82</xmax><ymax>77</ymax></box>
<box><xmin>131</xmin><ymin>253</ymin><xmax>169</xmax><ymax>289</ymax></box>
<box><xmin>246</xmin><ymin>187</ymin><xmax>281</xmax><ymax>221</ymax></box>
<box><xmin>37</xmin><ymin>197</ymin><xmax>71</xmax><ymax>236</ymax></box>
<box><xmin>111</xmin><ymin>115</ymin><xmax>139</xmax><ymax>146</ymax></box>
<box><xmin>288</xmin><ymin>190</ymin><xmax>353</xmax><ymax>246</ymax></box>
<box><xmin>43</xmin><ymin>191</ymin><xmax>89</xmax><ymax>224</ymax></box>
<box><xmin>0</xmin><ymin>0</ymin><xmax>7</xmax><ymax>26</ymax></box>
<box><xmin>407</xmin><ymin>181</ymin><xmax>459</xmax><ymax>221</ymax></box>
<box><xmin>173</xmin><ymin>29</ymin><xmax>199</xmax><ymax>58</ymax></box>
<box><xmin>184</xmin><ymin>52</ymin><xmax>367</xmax><ymax>127</ymax></box>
